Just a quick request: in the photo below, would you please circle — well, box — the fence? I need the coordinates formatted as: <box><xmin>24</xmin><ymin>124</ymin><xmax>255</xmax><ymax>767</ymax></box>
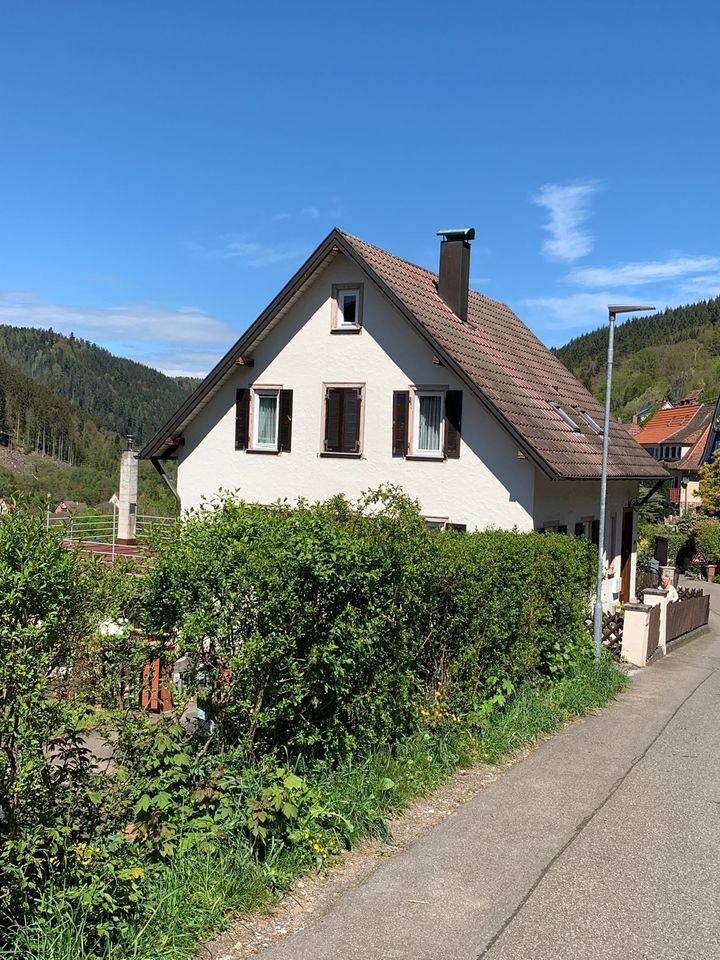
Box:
<box><xmin>666</xmin><ymin>593</ymin><xmax>710</xmax><ymax>643</ymax></box>
<box><xmin>585</xmin><ymin>609</ymin><xmax>624</xmax><ymax>657</ymax></box>
<box><xmin>47</xmin><ymin>510</ymin><xmax>175</xmax><ymax>560</ymax></box>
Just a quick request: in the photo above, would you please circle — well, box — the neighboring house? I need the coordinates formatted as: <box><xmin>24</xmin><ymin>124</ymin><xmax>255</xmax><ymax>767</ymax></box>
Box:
<box><xmin>633</xmin><ymin>399</ymin><xmax>720</xmax><ymax>513</ymax></box>
<box><xmin>140</xmin><ymin>228</ymin><xmax>665</xmax><ymax>602</ymax></box>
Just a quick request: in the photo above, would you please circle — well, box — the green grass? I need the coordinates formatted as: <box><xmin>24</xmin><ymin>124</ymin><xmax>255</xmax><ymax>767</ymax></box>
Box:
<box><xmin>2</xmin><ymin>659</ymin><xmax>627</xmax><ymax>960</ymax></box>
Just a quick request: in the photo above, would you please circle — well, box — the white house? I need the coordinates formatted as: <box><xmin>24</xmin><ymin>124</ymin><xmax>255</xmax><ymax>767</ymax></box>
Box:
<box><xmin>140</xmin><ymin>227</ymin><xmax>666</xmax><ymax>602</ymax></box>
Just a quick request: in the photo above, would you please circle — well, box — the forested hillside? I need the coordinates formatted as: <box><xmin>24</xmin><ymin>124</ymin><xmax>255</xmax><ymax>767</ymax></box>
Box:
<box><xmin>0</xmin><ymin>340</ymin><xmax>187</xmax><ymax>516</ymax></box>
<box><xmin>554</xmin><ymin>296</ymin><xmax>720</xmax><ymax>418</ymax></box>
<box><xmin>0</xmin><ymin>325</ymin><xmax>200</xmax><ymax>442</ymax></box>
<box><xmin>0</xmin><ymin>356</ymin><xmax>120</xmax><ymax>468</ymax></box>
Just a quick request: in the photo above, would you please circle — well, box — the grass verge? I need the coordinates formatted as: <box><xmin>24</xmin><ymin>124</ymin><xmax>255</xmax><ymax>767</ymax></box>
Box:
<box><xmin>3</xmin><ymin>659</ymin><xmax>627</xmax><ymax>960</ymax></box>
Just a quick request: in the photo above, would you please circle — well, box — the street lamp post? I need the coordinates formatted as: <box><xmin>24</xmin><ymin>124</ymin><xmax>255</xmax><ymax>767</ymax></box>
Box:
<box><xmin>593</xmin><ymin>304</ymin><xmax>655</xmax><ymax>661</ymax></box>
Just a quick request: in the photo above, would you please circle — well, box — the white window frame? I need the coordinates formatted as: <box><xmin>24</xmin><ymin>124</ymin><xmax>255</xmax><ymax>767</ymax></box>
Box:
<box><xmin>251</xmin><ymin>388</ymin><xmax>280</xmax><ymax>451</ymax></box>
<box><xmin>412</xmin><ymin>389</ymin><xmax>445</xmax><ymax>458</ymax></box>
<box><xmin>338</xmin><ymin>288</ymin><xmax>360</xmax><ymax>328</ymax></box>
<box><xmin>331</xmin><ymin>284</ymin><xmax>364</xmax><ymax>332</ymax></box>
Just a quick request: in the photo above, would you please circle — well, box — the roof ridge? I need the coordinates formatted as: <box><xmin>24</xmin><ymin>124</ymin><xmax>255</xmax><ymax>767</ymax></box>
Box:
<box><xmin>339</xmin><ymin>229</ymin><xmax>514</xmax><ymax>315</ymax></box>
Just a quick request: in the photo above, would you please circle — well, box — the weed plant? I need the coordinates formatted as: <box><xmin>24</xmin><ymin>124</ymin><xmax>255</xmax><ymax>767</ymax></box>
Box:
<box><xmin>2</xmin><ymin>661</ymin><xmax>626</xmax><ymax>960</ymax></box>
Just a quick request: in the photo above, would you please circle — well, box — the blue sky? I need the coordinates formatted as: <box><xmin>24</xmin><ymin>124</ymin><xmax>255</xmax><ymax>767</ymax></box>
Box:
<box><xmin>1</xmin><ymin>1</ymin><xmax>719</xmax><ymax>376</ymax></box>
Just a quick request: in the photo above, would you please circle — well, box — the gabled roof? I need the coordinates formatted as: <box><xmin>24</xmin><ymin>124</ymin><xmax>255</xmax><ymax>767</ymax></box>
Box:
<box><xmin>140</xmin><ymin>228</ymin><xmax>665</xmax><ymax>481</ymax></box>
<box><xmin>633</xmin><ymin>404</ymin><xmax>706</xmax><ymax>445</ymax></box>
<box><xmin>676</xmin><ymin>424</ymin><xmax>712</xmax><ymax>471</ymax></box>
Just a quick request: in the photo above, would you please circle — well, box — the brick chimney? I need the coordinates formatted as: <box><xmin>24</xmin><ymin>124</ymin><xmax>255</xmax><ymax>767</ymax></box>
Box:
<box><xmin>117</xmin><ymin>437</ymin><xmax>138</xmax><ymax>544</ymax></box>
<box><xmin>436</xmin><ymin>228</ymin><xmax>475</xmax><ymax>323</ymax></box>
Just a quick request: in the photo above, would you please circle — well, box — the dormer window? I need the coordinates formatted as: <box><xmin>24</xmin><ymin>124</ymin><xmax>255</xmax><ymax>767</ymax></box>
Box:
<box><xmin>332</xmin><ymin>284</ymin><xmax>363</xmax><ymax>333</ymax></box>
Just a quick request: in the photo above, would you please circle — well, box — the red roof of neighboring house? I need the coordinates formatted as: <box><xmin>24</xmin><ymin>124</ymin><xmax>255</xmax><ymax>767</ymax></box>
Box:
<box><xmin>140</xmin><ymin>228</ymin><xmax>666</xmax><ymax>481</ymax></box>
<box><xmin>633</xmin><ymin>404</ymin><xmax>705</xmax><ymax>444</ymax></box>
<box><xmin>676</xmin><ymin>423</ymin><xmax>712</xmax><ymax>472</ymax></box>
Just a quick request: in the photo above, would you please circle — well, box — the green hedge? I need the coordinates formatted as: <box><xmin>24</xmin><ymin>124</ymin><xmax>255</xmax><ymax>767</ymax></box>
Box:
<box><xmin>141</xmin><ymin>488</ymin><xmax>596</xmax><ymax>764</ymax></box>
<box><xmin>639</xmin><ymin>523</ymin><xmax>691</xmax><ymax>566</ymax></box>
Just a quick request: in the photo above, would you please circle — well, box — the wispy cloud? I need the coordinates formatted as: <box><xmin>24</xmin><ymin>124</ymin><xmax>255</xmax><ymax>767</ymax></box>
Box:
<box><xmin>300</xmin><ymin>205</ymin><xmax>320</xmax><ymax>219</ymax></box>
<box><xmin>187</xmin><ymin>235</ymin><xmax>303</xmax><ymax>267</ymax></box>
<box><xmin>521</xmin><ymin>291</ymin><xmax>642</xmax><ymax>331</ymax></box>
<box><xmin>532</xmin><ymin>180</ymin><xmax>601</xmax><ymax>262</ymax></box>
<box><xmin>0</xmin><ymin>291</ymin><xmax>236</xmax><ymax>376</ymax></box>
<box><xmin>676</xmin><ymin>273</ymin><xmax>720</xmax><ymax>301</ymax></box>
<box><xmin>567</xmin><ymin>255</ymin><xmax>720</xmax><ymax>287</ymax></box>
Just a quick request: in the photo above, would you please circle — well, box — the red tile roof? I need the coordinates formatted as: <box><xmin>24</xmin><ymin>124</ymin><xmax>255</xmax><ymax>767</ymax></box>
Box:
<box><xmin>676</xmin><ymin>424</ymin><xmax>712</xmax><ymax>471</ymax></box>
<box><xmin>342</xmin><ymin>232</ymin><xmax>663</xmax><ymax>480</ymax></box>
<box><xmin>633</xmin><ymin>405</ymin><xmax>705</xmax><ymax>445</ymax></box>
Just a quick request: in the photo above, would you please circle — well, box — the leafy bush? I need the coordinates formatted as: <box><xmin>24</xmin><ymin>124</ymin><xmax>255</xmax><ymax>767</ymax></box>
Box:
<box><xmin>140</xmin><ymin>487</ymin><xmax>595</xmax><ymax>765</ymax></box>
<box><xmin>694</xmin><ymin>518</ymin><xmax>720</xmax><ymax>563</ymax></box>
<box><xmin>0</xmin><ymin>507</ymin><xmax>106</xmax><ymax>928</ymax></box>
<box><xmin>1</xmin><ymin>489</ymin><xmax>600</xmax><ymax>957</ymax></box>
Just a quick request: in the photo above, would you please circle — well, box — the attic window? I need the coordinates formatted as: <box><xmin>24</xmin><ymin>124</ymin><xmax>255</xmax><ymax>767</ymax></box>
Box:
<box><xmin>550</xmin><ymin>402</ymin><xmax>581</xmax><ymax>432</ymax></box>
<box><xmin>577</xmin><ymin>409</ymin><xmax>604</xmax><ymax>435</ymax></box>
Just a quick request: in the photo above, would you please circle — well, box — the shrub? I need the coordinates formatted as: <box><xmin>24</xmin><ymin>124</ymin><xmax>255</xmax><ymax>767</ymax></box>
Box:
<box><xmin>694</xmin><ymin>518</ymin><xmax>720</xmax><ymax>563</ymax></box>
<box><xmin>0</xmin><ymin>506</ymin><xmax>107</xmax><ymax>929</ymax></box>
<box><xmin>140</xmin><ymin>488</ymin><xmax>595</xmax><ymax>764</ymax></box>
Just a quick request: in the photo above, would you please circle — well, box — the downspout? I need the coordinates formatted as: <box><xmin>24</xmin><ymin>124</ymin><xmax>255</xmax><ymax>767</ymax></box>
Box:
<box><xmin>150</xmin><ymin>456</ymin><xmax>180</xmax><ymax>511</ymax></box>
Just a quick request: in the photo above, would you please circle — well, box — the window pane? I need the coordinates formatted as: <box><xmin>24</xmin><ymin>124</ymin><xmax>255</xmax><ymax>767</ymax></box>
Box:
<box><xmin>418</xmin><ymin>395</ymin><xmax>441</xmax><ymax>451</ymax></box>
<box><xmin>341</xmin><ymin>294</ymin><xmax>357</xmax><ymax>325</ymax></box>
<box><xmin>257</xmin><ymin>394</ymin><xmax>277</xmax><ymax>446</ymax></box>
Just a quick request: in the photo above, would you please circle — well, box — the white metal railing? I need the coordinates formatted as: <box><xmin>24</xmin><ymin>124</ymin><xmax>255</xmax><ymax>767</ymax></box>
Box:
<box><xmin>47</xmin><ymin>509</ymin><xmax>175</xmax><ymax>557</ymax></box>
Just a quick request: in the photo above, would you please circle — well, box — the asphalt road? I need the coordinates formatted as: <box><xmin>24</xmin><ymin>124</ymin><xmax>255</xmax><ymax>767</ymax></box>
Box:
<box><xmin>255</xmin><ymin>607</ymin><xmax>720</xmax><ymax>960</ymax></box>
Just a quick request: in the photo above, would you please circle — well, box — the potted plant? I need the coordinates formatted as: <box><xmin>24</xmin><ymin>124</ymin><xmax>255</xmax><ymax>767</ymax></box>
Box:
<box><xmin>694</xmin><ymin>520</ymin><xmax>720</xmax><ymax>581</ymax></box>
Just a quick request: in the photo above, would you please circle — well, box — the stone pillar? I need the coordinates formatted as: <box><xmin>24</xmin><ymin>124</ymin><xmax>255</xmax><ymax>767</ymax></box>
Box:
<box><xmin>643</xmin><ymin>587</ymin><xmax>668</xmax><ymax>655</ymax></box>
<box><xmin>621</xmin><ymin>603</ymin><xmax>652</xmax><ymax>667</ymax></box>
<box><xmin>117</xmin><ymin>449</ymin><xmax>138</xmax><ymax>544</ymax></box>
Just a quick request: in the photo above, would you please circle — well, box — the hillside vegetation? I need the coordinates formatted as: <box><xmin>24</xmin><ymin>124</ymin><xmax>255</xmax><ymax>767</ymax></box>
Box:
<box><xmin>0</xmin><ymin>333</ymin><xmax>188</xmax><ymax>512</ymax></box>
<box><xmin>0</xmin><ymin>325</ymin><xmax>200</xmax><ymax>442</ymax></box>
<box><xmin>554</xmin><ymin>295</ymin><xmax>720</xmax><ymax>418</ymax></box>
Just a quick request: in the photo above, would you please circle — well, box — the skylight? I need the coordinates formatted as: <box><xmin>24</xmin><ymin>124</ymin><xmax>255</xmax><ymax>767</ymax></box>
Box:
<box><xmin>577</xmin><ymin>409</ymin><xmax>604</xmax><ymax>435</ymax></box>
<box><xmin>550</xmin><ymin>402</ymin><xmax>581</xmax><ymax>432</ymax></box>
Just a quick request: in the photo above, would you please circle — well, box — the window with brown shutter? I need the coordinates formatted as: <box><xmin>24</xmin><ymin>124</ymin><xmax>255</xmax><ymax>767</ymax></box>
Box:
<box><xmin>392</xmin><ymin>391</ymin><xmax>409</xmax><ymax>457</ymax></box>
<box><xmin>235</xmin><ymin>388</ymin><xmax>250</xmax><ymax>450</ymax></box>
<box><xmin>323</xmin><ymin>386</ymin><xmax>363</xmax><ymax>454</ymax></box>
<box><xmin>444</xmin><ymin>390</ymin><xmax>462</xmax><ymax>459</ymax></box>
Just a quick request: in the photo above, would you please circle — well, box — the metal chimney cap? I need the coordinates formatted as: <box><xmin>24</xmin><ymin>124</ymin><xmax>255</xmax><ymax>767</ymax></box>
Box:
<box><xmin>437</xmin><ymin>227</ymin><xmax>475</xmax><ymax>241</ymax></box>
<box><xmin>126</xmin><ymin>435</ymin><xmax>135</xmax><ymax>450</ymax></box>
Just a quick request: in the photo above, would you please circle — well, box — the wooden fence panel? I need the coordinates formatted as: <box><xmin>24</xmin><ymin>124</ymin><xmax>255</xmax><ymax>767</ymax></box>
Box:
<box><xmin>140</xmin><ymin>656</ymin><xmax>173</xmax><ymax>713</ymax></box>
<box><xmin>666</xmin><ymin>594</ymin><xmax>710</xmax><ymax>643</ymax></box>
<box><xmin>647</xmin><ymin>603</ymin><xmax>661</xmax><ymax>658</ymax></box>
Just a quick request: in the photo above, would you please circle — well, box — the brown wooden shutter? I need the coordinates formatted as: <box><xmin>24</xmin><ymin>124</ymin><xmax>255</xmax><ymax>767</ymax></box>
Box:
<box><xmin>341</xmin><ymin>388</ymin><xmax>362</xmax><ymax>452</ymax></box>
<box><xmin>325</xmin><ymin>388</ymin><xmax>342</xmax><ymax>452</ymax></box>
<box><xmin>392</xmin><ymin>391</ymin><xmax>409</xmax><ymax>457</ymax></box>
<box><xmin>591</xmin><ymin>518</ymin><xmax>600</xmax><ymax>546</ymax></box>
<box><xmin>444</xmin><ymin>390</ymin><xmax>462</xmax><ymax>458</ymax></box>
<box><xmin>278</xmin><ymin>389</ymin><xmax>293</xmax><ymax>452</ymax></box>
<box><xmin>235</xmin><ymin>388</ymin><xmax>250</xmax><ymax>450</ymax></box>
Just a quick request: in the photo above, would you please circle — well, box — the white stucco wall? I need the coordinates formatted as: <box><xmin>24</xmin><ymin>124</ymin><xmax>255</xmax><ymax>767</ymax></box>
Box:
<box><xmin>178</xmin><ymin>253</ymin><xmax>537</xmax><ymax>530</ymax></box>
<box><xmin>177</xmin><ymin>252</ymin><xmax>644</xmax><ymax>561</ymax></box>
<box><xmin>534</xmin><ymin>475</ymin><xmax>640</xmax><ymax>594</ymax></box>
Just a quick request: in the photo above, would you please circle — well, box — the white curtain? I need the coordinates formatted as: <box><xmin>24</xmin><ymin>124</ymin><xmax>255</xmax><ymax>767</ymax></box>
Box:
<box><xmin>418</xmin><ymin>395</ymin><xmax>441</xmax><ymax>451</ymax></box>
<box><xmin>257</xmin><ymin>395</ymin><xmax>277</xmax><ymax>445</ymax></box>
